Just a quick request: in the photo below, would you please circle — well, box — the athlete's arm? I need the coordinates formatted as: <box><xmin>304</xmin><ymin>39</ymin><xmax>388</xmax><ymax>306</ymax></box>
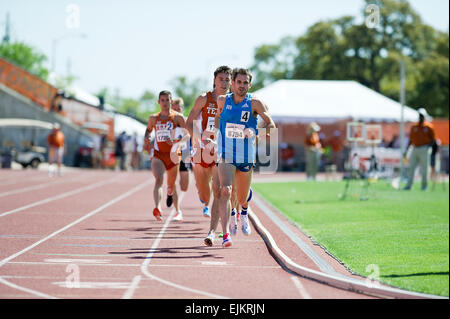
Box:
<box><xmin>144</xmin><ymin>115</ymin><xmax>156</xmax><ymax>140</ymax></box>
<box><xmin>144</xmin><ymin>115</ymin><xmax>156</xmax><ymax>151</ymax></box>
<box><xmin>186</xmin><ymin>94</ymin><xmax>206</xmax><ymax>139</ymax></box>
<box><xmin>174</xmin><ymin>113</ymin><xmax>190</xmax><ymax>144</ymax></box>
<box><xmin>252</xmin><ymin>97</ymin><xmax>276</xmax><ymax>137</ymax></box>
<box><xmin>214</xmin><ymin>95</ymin><xmax>226</xmax><ymax>137</ymax></box>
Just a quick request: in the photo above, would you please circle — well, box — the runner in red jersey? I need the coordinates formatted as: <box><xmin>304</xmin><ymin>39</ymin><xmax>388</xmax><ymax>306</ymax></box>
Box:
<box><xmin>144</xmin><ymin>91</ymin><xmax>189</xmax><ymax>221</ymax></box>
<box><xmin>186</xmin><ymin>66</ymin><xmax>232</xmax><ymax>245</ymax></box>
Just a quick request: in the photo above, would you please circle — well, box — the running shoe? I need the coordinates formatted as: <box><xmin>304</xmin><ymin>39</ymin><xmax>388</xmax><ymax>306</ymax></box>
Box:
<box><xmin>173</xmin><ymin>211</ymin><xmax>183</xmax><ymax>222</ymax></box>
<box><xmin>166</xmin><ymin>194</ymin><xmax>173</xmax><ymax>207</ymax></box>
<box><xmin>204</xmin><ymin>231</ymin><xmax>215</xmax><ymax>247</ymax></box>
<box><xmin>230</xmin><ymin>212</ymin><xmax>237</xmax><ymax>235</ymax></box>
<box><xmin>153</xmin><ymin>207</ymin><xmax>163</xmax><ymax>221</ymax></box>
<box><xmin>203</xmin><ymin>206</ymin><xmax>211</xmax><ymax>218</ymax></box>
<box><xmin>222</xmin><ymin>233</ymin><xmax>232</xmax><ymax>248</ymax></box>
<box><xmin>241</xmin><ymin>212</ymin><xmax>251</xmax><ymax>236</ymax></box>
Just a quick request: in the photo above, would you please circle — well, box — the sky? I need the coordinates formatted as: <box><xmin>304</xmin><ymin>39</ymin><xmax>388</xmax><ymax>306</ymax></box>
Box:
<box><xmin>1</xmin><ymin>0</ymin><xmax>449</xmax><ymax>101</ymax></box>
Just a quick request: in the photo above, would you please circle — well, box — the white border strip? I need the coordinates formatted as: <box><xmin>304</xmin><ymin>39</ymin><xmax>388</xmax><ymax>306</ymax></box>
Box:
<box><xmin>138</xmin><ymin>193</ymin><xmax>229</xmax><ymax>299</ymax></box>
<box><xmin>248</xmin><ymin>206</ymin><xmax>447</xmax><ymax>299</ymax></box>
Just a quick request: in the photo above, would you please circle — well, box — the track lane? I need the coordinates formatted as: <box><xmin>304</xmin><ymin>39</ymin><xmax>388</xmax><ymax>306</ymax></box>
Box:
<box><xmin>0</xmin><ymin>169</ymin><xmax>375</xmax><ymax>299</ymax></box>
<box><xmin>0</xmin><ymin>172</ymin><xmax>122</xmax><ymax>217</ymax></box>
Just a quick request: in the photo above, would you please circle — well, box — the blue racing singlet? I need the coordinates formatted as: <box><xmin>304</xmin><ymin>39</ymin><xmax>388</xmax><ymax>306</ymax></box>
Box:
<box><xmin>218</xmin><ymin>93</ymin><xmax>258</xmax><ymax>168</ymax></box>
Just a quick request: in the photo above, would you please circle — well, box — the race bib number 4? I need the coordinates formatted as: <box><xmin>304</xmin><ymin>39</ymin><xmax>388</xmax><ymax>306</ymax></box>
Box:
<box><xmin>225</xmin><ymin>123</ymin><xmax>245</xmax><ymax>139</ymax></box>
<box><xmin>241</xmin><ymin>111</ymin><xmax>250</xmax><ymax>123</ymax></box>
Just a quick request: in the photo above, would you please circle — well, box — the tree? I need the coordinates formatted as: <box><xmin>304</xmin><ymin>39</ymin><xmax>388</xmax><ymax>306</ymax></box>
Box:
<box><xmin>250</xmin><ymin>0</ymin><xmax>449</xmax><ymax>118</ymax></box>
<box><xmin>0</xmin><ymin>41</ymin><xmax>49</xmax><ymax>80</ymax></box>
<box><xmin>251</xmin><ymin>36</ymin><xmax>297</xmax><ymax>91</ymax></box>
<box><xmin>94</xmin><ymin>87</ymin><xmax>158</xmax><ymax>122</ymax></box>
<box><xmin>170</xmin><ymin>76</ymin><xmax>205</xmax><ymax>114</ymax></box>
<box><xmin>411</xmin><ymin>51</ymin><xmax>449</xmax><ymax>118</ymax></box>
<box><xmin>139</xmin><ymin>90</ymin><xmax>158</xmax><ymax>120</ymax></box>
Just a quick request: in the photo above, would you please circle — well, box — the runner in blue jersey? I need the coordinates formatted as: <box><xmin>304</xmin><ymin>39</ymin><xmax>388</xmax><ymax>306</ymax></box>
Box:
<box><xmin>214</xmin><ymin>68</ymin><xmax>276</xmax><ymax>247</ymax></box>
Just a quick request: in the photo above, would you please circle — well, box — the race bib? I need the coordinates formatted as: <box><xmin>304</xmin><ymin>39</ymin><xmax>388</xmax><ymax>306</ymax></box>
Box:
<box><xmin>225</xmin><ymin>123</ymin><xmax>245</xmax><ymax>139</ymax></box>
<box><xmin>156</xmin><ymin>129</ymin><xmax>171</xmax><ymax>142</ymax></box>
<box><xmin>205</xmin><ymin>116</ymin><xmax>215</xmax><ymax>132</ymax></box>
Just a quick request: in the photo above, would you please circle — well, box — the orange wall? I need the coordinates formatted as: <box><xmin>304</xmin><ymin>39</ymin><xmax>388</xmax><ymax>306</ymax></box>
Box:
<box><xmin>277</xmin><ymin>118</ymin><xmax>449</xmax><ymax>148</ymax></box>
<box><xmin>381</xmin><ymin>119</ymin><xmax>449</xmax><ymax>146</ymax></box>
<box><xmin>432</xmin><ymin>119</ymin><xmax>449</xmax><ymax>145</ymax></box>
<box><xmin>0</xmin><ymin>58</ymin><xmax>57</xmax><ymax>110</ymax></box>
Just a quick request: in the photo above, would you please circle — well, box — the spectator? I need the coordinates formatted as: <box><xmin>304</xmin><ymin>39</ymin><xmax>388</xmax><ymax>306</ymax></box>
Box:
<box><xmin>281</xmin><ymin>143</ymin><xmax>295</xmax><ymax>171</ymax></box>
<box><xmin>92</xmin><ymin>134</ymin><xmax>103</xmax><ymax>169</ymax></box>
<box><xmin>47</xmin><ymin>123</ymin><xmax>65</xmax><ymax>177</ymax></box>
<box><xmin>51</xmin><ymin>90</ymin><xmax>64</xmax><ymax>112</ymax></box>
<box><xmin>100</xmin><ymin>133</ymin><xmax>107</xmax><ymax>169</ymax></box>
<box><xmin>430</xmin><ymin>139</ymin><xmax>441</xmax><ymax>188</ymax></box>
<box><xmin>403</xmin><ymin>108</ymin><xmax>436</xmax><ymax>191</ymax></box>
<box><xmin>304</xmin><ymin>122</ymin><xmax>323</xmax><ymax>180</ymax></box>
<box><xmin>131</xmin><ymin>133</ymin><xmax>141</xmax><ymax>170</ymax></box>
<box><xmin>114</xmin><ymin>131</ymin><xmax>126</xmax><ymax>171</ymax></box>
<box><xmin>124</xmin><ymin>134</ymin><xmax>134</xmax><ymax>171</ymax></box>
<box><xmin>329</xmin><ymin>130</ymin><xmax>344</xmax><ymax>170</ymax></box>
<box><xmin>387</xmin><ymin>135</ymin><xmax>398</xmax><ymax>148</ymax></box>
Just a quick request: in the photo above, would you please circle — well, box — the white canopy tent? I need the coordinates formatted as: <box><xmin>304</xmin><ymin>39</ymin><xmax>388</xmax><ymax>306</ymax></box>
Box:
<box><xmin>113</xmin><ymin>113</ymin><xmax>148</xmax><ymax>140</ymax></box>
<box><xmin>0</xmin><ymin>118</ymin><xmax>54</xmax><ymax>129</ymax></box>
<box><xmin>253</xmin><ymin>80</ymin><xmax>420</xmax><ymax>124</ymax></box>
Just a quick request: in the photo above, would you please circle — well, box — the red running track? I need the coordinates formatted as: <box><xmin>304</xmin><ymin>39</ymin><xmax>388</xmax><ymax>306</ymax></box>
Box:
<box><xmin>0</xmin><ymin>169</ymin><xmax>373</xmax><ymax>299</ymax></box>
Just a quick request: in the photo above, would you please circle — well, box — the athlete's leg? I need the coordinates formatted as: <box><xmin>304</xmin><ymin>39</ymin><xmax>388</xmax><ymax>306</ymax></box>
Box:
<box><xmin>218</xmin><ymin>162</ymin><xmax>236</xmax><ymax>236</ymax></box>
<box><xmin>166</xmin><ymin>164</ymin><xmax>180</xmax><ymax>211</ymax></box>
<box><xmin>48</xmin><ymin>147</ymin><xmax>56</xmax><ymax>176</ymax></box>
<box><xmin>209</xmin><ymin>165</ymin><xmax>221</xmax><ymax>232</ymax></box>
<box><xmin>151</xmin><ymin>157</ymin><xmax>166</xmax><ymax>210</ymax></box>
<box><xmin>193</xmin><ymin>164</ymin><xmax>212</xmax><ymax>205</ymax></box>
<box><xmin>204</xmin><ymin>165</ymin><xmax>222</xmax><ymax>246</ymax></box>
<box><xmin>235</xmin><ymin>167</ymin><xmax>253</xmax><ymax>235</ymax></box>
<box><xmin>235</xmin><ymin>167</ymin><xmax>253</xmax><ymax>208</ymax></box>
<box><xmin>57</xmin><ymin>147</ymin><xmax>63</xmax><ymax>176</ymax></box>
<box><xmin>179</xmin><ymin>170</ymin><xmax>189</xmax><ymax>192</ymax></box>
<box><xmin>231</xmin><ymin>179</ymin><xmax>238</xmax><ymax>212</ymax></box>
<box><xmin>229</xmin><ymin>178</ymin><xmax>239</xmax><ymax>235</ymax></box>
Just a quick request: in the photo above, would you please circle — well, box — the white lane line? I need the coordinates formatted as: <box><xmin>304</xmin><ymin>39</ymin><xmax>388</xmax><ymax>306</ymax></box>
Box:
<box><xmin>136</xmin><ymin>194</ymin><xmax>228</xmax><ymax>300</ymax></box>
<box><xmin>122</xmin><ymin>275</ymin><xmax>142</xmax><ymax>299</ymax></box>
<box><xmin>43</xmin><ymin>258</ymin><xmax>111</xmax><ymax>264</ymax></box>
<box><xmin>52</xmin><ymin>281</ymin><xmax>132</xmax><ymax>289</ymax></box>
<box><xmin>201</xmin><ymin>261</ymin><xmax>228</xmax><ymax>266</ymax></box>
<box><xmin>0</xmin><ymin>173</ymin><xmax>89</xmax><ymax>198</ymax></box>
<box><xmin>0</xmin><ymin>276</ymin><xmax>58</xmax><ymax>299</ymax></box>
<box><xmin>251</xmin><ymin>195</ymin><xmax>340</xmax><ymax>276</ymax></box>
<box><xmin>0</xmin><ymin>174</ymin><xmax>57</xmax><ymax>187</ymax></box>
<box><xmin>291</xmin><ymin>276</ymin><xmax>312</xmax><ymax>299</ymax></box>
<box><xmin>0</xmin><ymin>178</ymin><xmax>152</xmax><ymax>298</ymax></box>
<box><xmin>6</xmin><ymin>261</ymin><xmax>279</xmax><ymax>269</ymax></box>
<box><xmin>0</xmin><ymin>174</ymin><xmax>122</xmax><ymax>218</ymax></box>
<box><xmin>7</xmin><ymin>261</ymin><xmax>140</xmax><ymax>267</ymax></box>
<box><xmin>0</xmin><ymin>177</ymin><xmax>150</xmax><ymax>267</ymax></box>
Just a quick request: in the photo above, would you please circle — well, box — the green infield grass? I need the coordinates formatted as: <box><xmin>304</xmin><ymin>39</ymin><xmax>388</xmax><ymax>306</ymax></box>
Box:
<box><xmin>252</xmin><ymin>179</ymin><xmax>449</xmax><ymax>297</ymax></box>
